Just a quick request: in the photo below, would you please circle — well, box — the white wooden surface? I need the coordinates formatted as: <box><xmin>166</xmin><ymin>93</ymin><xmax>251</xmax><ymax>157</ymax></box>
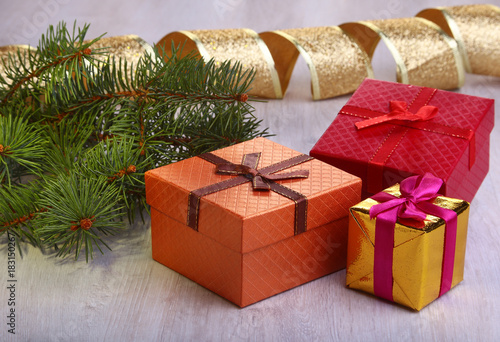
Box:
<box><xmin>1</xmin><ymin>0</ymin><xmax>500</xmax><ymax>341</ymax></box>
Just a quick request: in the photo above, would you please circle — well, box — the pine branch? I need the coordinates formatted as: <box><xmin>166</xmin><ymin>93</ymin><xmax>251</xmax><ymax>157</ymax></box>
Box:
<box><xmin>0</xmin><ymin>21</ymin><xmax>271</xmax><ymax>261</ymax></box>
<box><xmin>79</xmin><ymin>136</ymin><xmax>150</xmax><ymax>222</ymax></box>
<box><xmin>36</xmin><ymin>173</ymin><xmax>124</xmax><ymax>262</ymax></box>
<box><xmin>0</xmin><ymin>22</ymin><xmax>103</xmax><ymax>108</ymax></box>
<box><xmin>0</xmin><ymin>112</ymin><xmax>46</xmax><ymax>185</ymax></box>
<box><xmin>42</xmin><ymin>118</ymin><xmax>94</xmax><ymax>176</ymax></box>
<box><xmin>0</xmin><ymin>182</ymin><xmax>44</xmax><ymax>253</ymax></box>
<box><xmin>1</xmin><ymin>47</ymin><xmax>92</xmax><ymax>104</ymax></box>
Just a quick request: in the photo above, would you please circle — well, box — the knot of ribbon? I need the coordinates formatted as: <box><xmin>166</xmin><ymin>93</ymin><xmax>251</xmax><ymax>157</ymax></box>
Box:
<box><xmin>187</xmin><ymin>151</ymin><xmax>314</xmax><ymax>235</ymax></box>
<box><xmin>369</xmin><ymin>172</ymin><xmax>458</xmax><ymax>302</ymax></box>
<box><xmin>216</xmin><ymin>152</ymin><xmax>310</xmax><ymax>190</ymax></box>
<box><xmin>355</xmin><ymin>101</ymin><xmax>438</xmax><ymax>130</ymax></box>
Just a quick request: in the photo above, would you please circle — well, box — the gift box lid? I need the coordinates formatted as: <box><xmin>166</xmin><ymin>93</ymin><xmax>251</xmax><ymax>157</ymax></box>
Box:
<box><xmin>350</xmin><ymin>183</ymin><xmax>470</xmax><ymax>239</ymax></box>
<box><xmin>310</xmin><ymin>78</ymin><xmax>494</xmax><ymax>200</ymax></box>
<box><xmin>146</xmin><ymin>137</ymin><xmax>362</xmax><ymax>254</ymax></box>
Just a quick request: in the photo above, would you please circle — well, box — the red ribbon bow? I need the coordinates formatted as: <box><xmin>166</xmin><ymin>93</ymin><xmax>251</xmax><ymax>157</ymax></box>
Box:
<box><xmin>355</xmin><ymin>101</ymin><xmax>438</xmax><ymax>130</ymax></box>
<box><xmin>216</xmin><ymin>152</ymin><xmax>309</xmax><ymax>190</ymax></box>
<box><xmin>369</xmin><ymin>173</ymin><xmax>458</xmax><ymax>302</ymax></box>
<box><xmin>339</xmin><ymin>89</ymin><xmax>476</xmax><ymax>195</ymax></box>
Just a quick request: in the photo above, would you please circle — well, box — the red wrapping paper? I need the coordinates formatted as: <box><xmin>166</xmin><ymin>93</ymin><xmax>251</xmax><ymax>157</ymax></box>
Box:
<box><xmin>310</xmin><ymin>78</ymin><xmax>494</xmax><ymax>202</ymax></box>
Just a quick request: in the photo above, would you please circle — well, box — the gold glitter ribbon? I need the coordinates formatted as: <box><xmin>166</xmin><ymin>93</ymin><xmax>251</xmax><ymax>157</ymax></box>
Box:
<box><xmin>82</xmin><ymin>35</ymin><xmax>153</xmax><ymax>92</ymax></box>
<box><xmin>3</xmin><ymin>5</ymin><xmax>499</xmax><ymax>100</ymax></box>
<box><xmin>340</xmin><ymin>18</ymin><xmax>464</xmax><ymax>90</ymax></box>
<box><xmin>0</xmin><ymin>45</ymin><xmax>32</xmax><ymax>84</ymax></box>
<box><xmin>0</xmin><ymin>44</ymin><xmax>31</xmax><ymax>58</ymax></box>
<box><xmin>87</xmin><ymin>34</ymin><xmax>154</xmax><ymax>66</ymax></box>
<box><xmin>260</xmin><ymin>27</ymin><xmax>373</xmax><ymax>100</ymax></box>
<box><xmin>157</xmin><ymin>29</ymin><xmax>283</xmax><ymax>99</ymax></box>
<box><xmin>0</xmin><ymin>37</ymin><xmax>152</xmax><ymax>95</ymax></box>
<box><xmin>417</xmin><ymin>4</ymin><xmax>500</xmax><ymax>77</ymax></box>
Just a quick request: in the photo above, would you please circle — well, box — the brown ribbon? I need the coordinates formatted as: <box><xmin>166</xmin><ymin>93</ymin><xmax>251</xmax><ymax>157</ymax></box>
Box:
<box><xmin>187</xmin><ymin>152</ymin><xmax>313</xmax><ymax>235</ymax></box>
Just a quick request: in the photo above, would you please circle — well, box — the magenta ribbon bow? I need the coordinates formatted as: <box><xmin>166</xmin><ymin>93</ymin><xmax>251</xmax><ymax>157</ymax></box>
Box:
<box><xmin>355</xmin><ymin>100</ymin><xmax>438</xmax><ymax>130</ymax></box>
<box><xmin>369</xmin><ymin>173</ymin><xmax>458</xmax><ymax>302</ymax></box>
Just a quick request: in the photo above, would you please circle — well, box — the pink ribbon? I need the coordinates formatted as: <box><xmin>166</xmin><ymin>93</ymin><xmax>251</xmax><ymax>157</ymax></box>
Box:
<box><xmin>369</xmin><ymin>173</ymin><xmax>458</xmax><ymax>302</ymax></box>
<box><xmin>355</xmin><ymin>101</ymin><xmax>438</xmax><ymax>130</ymax></box>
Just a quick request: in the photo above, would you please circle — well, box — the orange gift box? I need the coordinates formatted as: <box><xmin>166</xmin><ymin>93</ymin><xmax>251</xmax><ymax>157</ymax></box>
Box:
<box><xmin>145</xmin><ymin>137</ymin><xmax>362</xmax><ymax>307</ymax></box>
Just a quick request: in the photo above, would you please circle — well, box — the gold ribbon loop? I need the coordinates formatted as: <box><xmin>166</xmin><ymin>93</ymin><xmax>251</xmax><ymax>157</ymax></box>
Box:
<box><xmin>0</xmin><ymin>45</ymin><xmax>31</xmax><ymax>59</ymax></box>
<box><xmin>340</xmin><ymin>17</ymin><xmax>464</xmax><ymax>90</ymax></box>
<box><xmin>156</xmin><ymin>28</ymin><xmax>283</xmax><ymax>99</ymax></box>
<box><xmin>85</xmin><ymin>35</ymin><xmax>154</xmax><ymax>76</ymax></box>
<box><xmin>260</xmin><ymin>26</ymin><xmax>373</xmax><ymax>100</ymax></box>
<box><xmin>0</xmin><ymin>45</ymin><xmax>32</xmax><ymax>84</ymax></box>
<box><xmin>417</xmin><ymin>4</ymin><xmax>500</xmax><ymax>77</ymax></box>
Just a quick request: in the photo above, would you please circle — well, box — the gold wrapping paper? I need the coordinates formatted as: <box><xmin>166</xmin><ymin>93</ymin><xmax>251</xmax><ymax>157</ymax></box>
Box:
<box><xmin>346</xmin><ymin>184</ymin><xmax>470</xmax><ymax>311</ymax></box>
<box><xmin>259</xmin><ymin>27</ymin><xmax>373</xmax><ymax>100</ymax></box>
<box><xmin>157</xmin><ymin>29</ymin><xmax>282</xmax><ymax>99</ymax></box>
<box><xmin>417</xmin><ymin>4</ymin><xmax>500</xmax><ymax>77</ymax></box>
<box><xmin>340</xmin><ymin>18</ymin><xmax>464</xmax><ymax>90</ymax></box>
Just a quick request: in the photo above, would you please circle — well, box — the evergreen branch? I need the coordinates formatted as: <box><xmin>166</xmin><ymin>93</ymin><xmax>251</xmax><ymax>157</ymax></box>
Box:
<box><xmin>0</xmin><ymin>182</ymin><xmax>44</xmax><ymax>251</ymax></box>
<box><xmin>0</xmin><ymin>21</ymin><xmax>271</xmax><ymax>261</ymax></box>
<box><xmin>36</xmin><ymin>173</ymin><xmax>124</xmax><ymax>261</ymax></box>
<box><xmin>69</xmin><ymin>88</ymin><xmax>248</xmax><ymax>110</ymax></box>
<box><xmin>79</xmin><ymin>137</ymin><xmax>150</xmax><ymax>222</ymax></box>
<box><xmin>1</xmin><ymin>208</ymin><xmax>46</xmax><ymax>230</ymax></box>
<box><xmin>42</xmin><ymin>118</ymin><xmax>94</xmax><ymax>176</ymax></box>
<box><xmin>1</xmin><ymin>47</ymin><xmax>92</xmax><ymax>104</ymax></box>
<box><xmin>0</xmin><ymin>113</ymin><xmax>46</xmax><ymax>185</ymax></box>
<box><xmin>0</xmin><ymin>22</ymin><xmax>103</xmax><ymax>107</ymax></box>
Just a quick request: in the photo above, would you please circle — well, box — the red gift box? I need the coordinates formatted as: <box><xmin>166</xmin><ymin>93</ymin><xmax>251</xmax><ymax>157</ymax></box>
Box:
<box><xmin>310</xmin><ymin>79</ymin><xmax>494</xmax><ymax>202</ymax></box>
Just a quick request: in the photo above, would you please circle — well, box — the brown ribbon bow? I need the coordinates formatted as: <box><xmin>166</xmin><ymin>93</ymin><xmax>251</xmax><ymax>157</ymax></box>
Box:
<box><xmin>216</xmin><ymin>152</ymin><xmax>310</xmax><ymax>190</ymax></box>
<box><xmin>187</xmin><ymin>151</ymin><xmax>313</xmax><ymax>235</ymax></box>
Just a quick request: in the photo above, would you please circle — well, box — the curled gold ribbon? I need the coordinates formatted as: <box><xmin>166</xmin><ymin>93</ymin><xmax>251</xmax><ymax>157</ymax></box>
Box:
<box><xmin>417</xmin><ymin>4</ymin><xmax>500</xmax><ymax>77</ymax></box>
<box><xmin>0</xmin><ymin>45</ymin><xmax>32</xmax><ymax>84</ymax></box>
<box><xmin>87</xmin><ymin>34</ymin><xmax>154</xmax><ymax>66</ymax></box>
<box><xmin>260</xmin><ymin>26</ymin><xmax>373</xmax><ymax>100</ymax></box>
<box><xmin>157</xmin><ymin>29</ymin><xmax>283</xmax><ymax>99</ymax></box>
<box><xmin>0</xmin><ymin>37</ymin><xmax>152</xmax><ymax>96</ymax></box>
<box><xmin>0</xmin><ymin>44</ymin><xmax>31</xmax><ymax>58</ymax></box>
<box><xmin>82</xmin><ymin>35</ymin><xmax>153</xmax><ymax>92</ymax></box>
<box><xmin>3</xmin><ymin>5</ymin><xmax>499</xmax><ymax>101</ymax></box>
<box><xmin>340</xmin><ymin>17</ymin><xmax>464</xmax><ymax>90</ymax></box>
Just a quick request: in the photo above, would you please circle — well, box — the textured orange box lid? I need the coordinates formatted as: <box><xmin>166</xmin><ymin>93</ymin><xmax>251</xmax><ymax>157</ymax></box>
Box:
<box><xmin>145</xmin><ymin>137</ymin><xmax>362</xmax><ymax>254</ymax></box>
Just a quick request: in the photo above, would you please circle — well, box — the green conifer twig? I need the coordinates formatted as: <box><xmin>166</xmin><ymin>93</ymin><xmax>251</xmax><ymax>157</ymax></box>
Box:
<box><xmin>0</xmin><ymin>21</ymin><xmax>270</xmax><ymax>261</ymax></box>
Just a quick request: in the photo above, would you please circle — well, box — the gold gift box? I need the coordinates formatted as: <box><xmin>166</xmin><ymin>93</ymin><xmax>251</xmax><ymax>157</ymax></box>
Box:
<box><xmin>346</xmin><ymin>184</ymin><xmax>470</xmax><ymax>311</ymax></box>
